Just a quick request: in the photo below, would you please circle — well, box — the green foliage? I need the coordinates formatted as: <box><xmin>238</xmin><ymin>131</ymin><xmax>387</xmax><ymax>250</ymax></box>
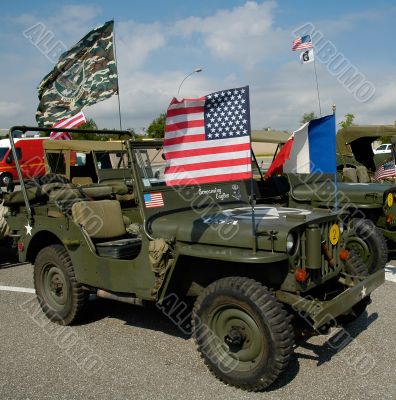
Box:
<box><xmin>300</xmin><ymin>112</ymin><xmax>316</xmax><ymax>125</ymax></box>
<box><xmin>339</xmin><ymin>113</ymin><xmax>355</xmax><ymax>129</ymax></box>
<box><xmin>71</xmin><ymin>118</ymin><xmax>100</xmax><ymax>140</ymax></box>
<box><xmin>379</xmin><ymin>136</ymin><xmax>392</xmax><ymax>144</ymax></box>
<box><xmin>40</xmin><ymin>117</ymin><xmax>136</xmax><ymax>141</ymax></box>
<box><xmin>146</xmin><ymin>113</ymin><xmax>166</xmax><ymax>138</ymax></box>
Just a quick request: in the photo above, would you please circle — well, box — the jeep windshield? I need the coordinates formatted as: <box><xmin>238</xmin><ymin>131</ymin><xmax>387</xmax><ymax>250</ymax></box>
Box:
<box><xmin>128</xmin><ymin>141</ymin><xmax>251</xmax><ymax>214</ymax></box>
<box><xmin>133</xmin><ymin>147</ymin><xmax>166</xmax><ymax>188</ymax></box>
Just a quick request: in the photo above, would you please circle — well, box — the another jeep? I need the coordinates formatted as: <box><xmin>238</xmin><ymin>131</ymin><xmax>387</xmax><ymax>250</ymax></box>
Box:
<box><xmin>252</xmin><ymin>130</ymin><xmax>389</xmax><ymax>272</ymax></box>
<box><xmin>336</xmin><ymin>123</ymin><xmax>396</xmax><ymax>172</ymax></box>
<box><xmin>3</xmin><ymin>126</ymin><xmax>384</xmax><ymax>391</ymax></box>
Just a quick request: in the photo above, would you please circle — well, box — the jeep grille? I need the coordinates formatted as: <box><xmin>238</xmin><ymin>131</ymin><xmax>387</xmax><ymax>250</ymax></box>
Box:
<box><xmin>298</xmin><ymin>221</ymin><xmax>341</xmax><ymax>282</ymax></box>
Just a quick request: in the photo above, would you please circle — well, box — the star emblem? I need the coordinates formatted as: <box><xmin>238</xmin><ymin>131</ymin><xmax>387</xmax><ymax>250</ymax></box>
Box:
<box><xmin>25</xmin><ymin>223</ymin><xmax>33</xmax><ymax>236</ymax></box>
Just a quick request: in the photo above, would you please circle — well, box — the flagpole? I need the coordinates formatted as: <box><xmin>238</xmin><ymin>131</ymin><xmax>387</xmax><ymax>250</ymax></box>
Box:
<box><xmin>332</xmin><ymin>105</ymin><xmax>338</xmax><ymax>213</ymax></box>
<box><xmin>313</xmin><ymin>50</ymin><xmax>322</xmax><ymax>117</ymax></box>
<box><xmin>250</xmin><ymin>173</ymin><xmax>257</xmax><ymax>254</ymax></box>
<box><xmin>112</xmin><ymin>19</ymin><xmax>123</xmax><ymax>130</ymax></box>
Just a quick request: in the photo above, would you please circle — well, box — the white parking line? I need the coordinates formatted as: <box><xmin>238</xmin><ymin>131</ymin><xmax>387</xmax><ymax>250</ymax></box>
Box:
<box><xmin>0</xmin><ymin>285</ymin><xmax>35</xmax><ymax>294</ymax></box>
<box><xmin>385</xmin><ymin>265</ymin><xmax>396</xmax><ymax>283</ymax></box>
<box><xmin>0</xmin><ymin>266</ymin><xmax>394</xmax><ymax>295</ymax></box>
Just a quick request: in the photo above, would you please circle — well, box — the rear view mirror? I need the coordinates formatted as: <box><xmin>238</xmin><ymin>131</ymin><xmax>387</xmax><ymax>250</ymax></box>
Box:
<box><xmin>5</xmin><ymin>156</ymin><xmax>12</xmax><ymax>164</ymax></box>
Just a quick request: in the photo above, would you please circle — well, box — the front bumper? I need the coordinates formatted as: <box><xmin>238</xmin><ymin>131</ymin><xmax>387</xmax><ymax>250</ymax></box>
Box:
<box><xmin>276</xmin><ymin>269</ymin><xmax>385</xmax><ymax>328</ymax></box>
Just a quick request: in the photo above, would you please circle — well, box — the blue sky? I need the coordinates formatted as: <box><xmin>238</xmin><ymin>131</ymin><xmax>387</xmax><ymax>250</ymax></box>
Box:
<box><xmin>1</xmin><ymin>0</ymin><xmax>395</xmax><ymax>132</ymax></box>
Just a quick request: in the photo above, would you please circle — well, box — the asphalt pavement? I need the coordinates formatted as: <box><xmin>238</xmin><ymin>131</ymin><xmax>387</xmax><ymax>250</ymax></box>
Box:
<box><xmin>0</xmin><ymin>252</ymin><xmax>395</xmax><ymax>400</ymax></box>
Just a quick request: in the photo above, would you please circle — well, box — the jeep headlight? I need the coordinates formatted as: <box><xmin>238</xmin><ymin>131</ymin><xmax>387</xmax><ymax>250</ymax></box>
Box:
<box><xmin>286</xmin><ymin>233</ymin><xmax>296</xmax><ymax>254</ymax></box>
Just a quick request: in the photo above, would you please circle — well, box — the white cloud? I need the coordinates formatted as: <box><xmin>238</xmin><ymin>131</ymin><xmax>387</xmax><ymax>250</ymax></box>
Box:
<box><xmin>50</xmin><ymin>5</ymin><xmax>102</xmax><ymax>36</ymax></box>
<box><xmin>116</xmin><ymin>21</ymin><xmax>166</xmax><ymax>72</ymax></box>
<box><xmin>10</xmin><ymin>5</ymin><xmax>102</xmax><ymax>45</ymax></box>
<box><xmin>0</xmin><ymin>101</ymin><xmax>24</xmax><ymax>118</ymax></box>
<box><xmin>174</xmin><ymin>1</ymin><xmax>287</xmax><ymax>69</ymax></box>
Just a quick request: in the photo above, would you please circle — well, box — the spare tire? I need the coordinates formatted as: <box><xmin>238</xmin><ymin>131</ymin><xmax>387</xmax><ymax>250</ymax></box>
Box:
<box><xmin>0</xmin><ymin>202</ymin><xmax>10</xmax><ymax>240</ymax></box>
<box><xmin>346</xmin><ymin>218</ymin><xmax>388</xmax><ymax>274</ymax></box>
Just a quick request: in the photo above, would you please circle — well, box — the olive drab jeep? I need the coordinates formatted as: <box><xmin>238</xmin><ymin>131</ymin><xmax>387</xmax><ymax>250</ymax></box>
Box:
<box><xmin>335</xmin><ymin>124</ymin><xmax>396</xmax><ymax>252</ymax></box>
<box><xmin>251</xmin><ymin>129</ymin><xmax>390</xmax><ymax>272</ymax></box>
<box><xmin>336</xmin><ymin>123</ymin><xmax>396</xmax><ymax>172</ymax></box>
<box><xmin>4</xmin><ymin>126</ymin><xmax>384</xmax><ymax>392</ymax></box>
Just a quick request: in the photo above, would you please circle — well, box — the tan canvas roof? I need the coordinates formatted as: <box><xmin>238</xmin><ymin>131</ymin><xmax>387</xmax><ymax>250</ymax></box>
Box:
<box><xmin>251</xmin><ymin>130</ymin><xmax>291</xmax><ymax>144</ymax></box>
<box><xmin>336</xmin><ymin>124</ymin><xmax>396</xmax><ymax>155</ymax></box>
<box><xmin>44</xmin><ymin>140</ymin><xmax>127</xmax><ymax>152</ymax></box>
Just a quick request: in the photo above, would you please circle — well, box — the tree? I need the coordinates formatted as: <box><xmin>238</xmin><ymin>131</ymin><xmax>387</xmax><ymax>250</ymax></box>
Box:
<box><xmin>71</xmin><ymin>118</ymin><xmax>100</xmax><ymax>140</ymax></box>
<box><xmin>300</xmin><ymin>112</ymin><xmax>317</xmax><ymax>125</ymax></box>
<box><xmin>339</xmin><ymin>113</ymin><xmax>355</xmax><ymax>129</ymax></box>
<box><xmin>146</xmin><ymin>113</ymin><xmax>166</xmax><ymax>138</ymax></box>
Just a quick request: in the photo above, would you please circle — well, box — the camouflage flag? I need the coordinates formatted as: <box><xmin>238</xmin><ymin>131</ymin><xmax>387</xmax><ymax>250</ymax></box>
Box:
<box><xmin>36</xmin><ymin>20</ymin><xmax>118</xmax><ymax>127</ymax></box>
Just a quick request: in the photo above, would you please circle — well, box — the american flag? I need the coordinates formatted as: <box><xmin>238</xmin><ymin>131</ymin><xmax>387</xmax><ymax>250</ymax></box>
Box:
<box><xmin>144</xmin><ymin>192</ymin><xmax>164</xmax><ymax>208</ymax></box>
<box><xmin>292</xmin><ymin>35</ymin><xmax>313</xmax><ymax>51</ymax></box>
<box><xmin>163</xmin><ymin>86</ymin><xmax>252</xmax><ymax>186</ymax></box>
<box><xmin>374</xmin><ymin>160</ymin><xmax>396</xmax><ymax>180</ymax></box>
<box><xmin>50</xmin><ymin>111</ymin><xmax>86</xmax><ymax>140</ymax></box>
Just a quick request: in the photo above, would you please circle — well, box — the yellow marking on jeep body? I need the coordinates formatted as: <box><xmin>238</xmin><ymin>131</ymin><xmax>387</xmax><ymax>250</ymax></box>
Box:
<box><xmin>329</xmin><ymin>224</ymin><xmax>340</xmax><ymax>245</ymax></box>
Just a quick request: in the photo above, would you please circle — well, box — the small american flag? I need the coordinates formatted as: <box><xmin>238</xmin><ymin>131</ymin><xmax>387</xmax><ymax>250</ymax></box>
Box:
<box><xmin>50</xmin><ymin>111</ymin><xmax>86</xmax><ymax>140</ymax></box>
<box><xmin>144</xmin><ymin>192</ymin><xmax>164</xmax><ymax>208</ymax></box>
<box><xmin>374</xmin><ymin>160</ymin><xmax>396</xmax><ymax>180</ymax></box>
<box><xmin>163</xmin><ymin>86</ymin><xmax>252</xmax><ymax>186</ymax></box>
<box><xmin>292</xmin><ymin>35</ymin><xmax>313</xmax><ymax>51</ymax></box>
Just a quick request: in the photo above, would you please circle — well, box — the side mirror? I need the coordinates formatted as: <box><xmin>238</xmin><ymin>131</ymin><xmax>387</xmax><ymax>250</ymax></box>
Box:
<box><xmin>5</xmin><ymin>156</ymin><xmax>12</xmax><ymax>164</ymax></box>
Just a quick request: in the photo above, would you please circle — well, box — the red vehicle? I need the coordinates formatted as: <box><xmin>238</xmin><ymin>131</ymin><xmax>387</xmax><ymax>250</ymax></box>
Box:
<box><xmin>0</xmin><ymin>137</ymin><xmax>47</xmax><ymax>186</ymax></box>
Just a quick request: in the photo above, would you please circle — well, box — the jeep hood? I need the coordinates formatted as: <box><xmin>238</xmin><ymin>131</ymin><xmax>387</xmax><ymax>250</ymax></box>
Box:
<box><xmin>150</xmin><ymin>206</ymin><xmax>337</xmax><ymax>252</ymax></box>
<box><xmin>292</xmin><ymin>182</ymin><xmax>396</xmax><ymax>206</ymax></box>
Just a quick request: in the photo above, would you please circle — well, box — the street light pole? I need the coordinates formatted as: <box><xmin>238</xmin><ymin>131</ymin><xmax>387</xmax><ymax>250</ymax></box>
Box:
<box><xmin>177</xmin><ymin>68</ymin><xmax>203</xmax><ymax>97</ymax></box>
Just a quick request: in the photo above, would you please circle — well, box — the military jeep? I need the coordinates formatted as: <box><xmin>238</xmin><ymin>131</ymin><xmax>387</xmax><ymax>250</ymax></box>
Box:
<box><xmin>3</xmin><ymin>126</ymin><xmax>384</xmax><ymax>392</ymax></box>
<box><xmin>252</xmin><ymin>130</ymin><xmax>389</xmax><ymax>271</ymax></box>
<box><xmin>336</xmin><ymin>123</ymin><xmax>396</xmax><ymax>172</ymax></box>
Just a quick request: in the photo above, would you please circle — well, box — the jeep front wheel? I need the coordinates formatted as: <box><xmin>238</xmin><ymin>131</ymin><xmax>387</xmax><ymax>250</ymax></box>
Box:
<box><xmin>192</xmin><ymin>277</ymin><xmax>294</xmax><ymax>391</ymax></box>
<box><xmin>34</xmin><ymin>244</ymin><xmax>88</xmax><ymax>325</ymax></box>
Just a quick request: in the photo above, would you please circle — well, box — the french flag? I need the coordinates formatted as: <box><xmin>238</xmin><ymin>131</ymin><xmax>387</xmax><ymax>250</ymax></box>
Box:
<box><xmin>265</xmin><ymin>114</ymin><xmax>336</xmax><ymax>178</ymax></box>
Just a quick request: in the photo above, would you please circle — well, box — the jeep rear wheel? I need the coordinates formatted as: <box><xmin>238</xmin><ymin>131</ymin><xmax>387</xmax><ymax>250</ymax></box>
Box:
<box><xmin>346</xmin><ymin>219</ymin><xmax>387</xmax><ymax>274</ymax></box>
<box><xmin>34</xmin><ymin>245</ymin><xmax>88</xmax><ymax>325</ymax></box>
<box><xmin>192</xmin><ymin>277</ymin><xmax>294</xmax><ymax>391</ymax></box>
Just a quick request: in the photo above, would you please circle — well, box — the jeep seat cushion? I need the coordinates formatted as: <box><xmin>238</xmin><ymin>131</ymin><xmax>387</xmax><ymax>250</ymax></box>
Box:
<box><xmin>99</xmin><ymin>179</ymin><xmax>130</xmax><ymax>195</ymax></box>
<box><xmin>72</xmin><ymin>177</ymin><xmax>93</xmax><ymax>185</ymax></box>
<box><xmin>71</xmin><ymin>200</ymin><xmax>126</xmax><ymax>239</ymax></box>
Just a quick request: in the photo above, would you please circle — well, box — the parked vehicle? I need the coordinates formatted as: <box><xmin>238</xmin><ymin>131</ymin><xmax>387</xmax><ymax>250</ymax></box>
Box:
<box><xmin>336</xmin><ymin>124</ymin><xmax>396</xmax><ymax>171</ymax></box>
<box><xmin>373</xmin><ymin>143</ymin><xmax>392</xmax><ymax>155</ymax></box>
<box><xmin>3</xmin><ymin>126</ymin><xmax>384</xmax><ymax>391</ymax></box>
<box><xmin>0</xmin><ymin>137</ymin><xmax>47</xmax><ymax>186</ymax></box>
<box><xmin>251</xmin><ymin>129</ymin><xmax>389</xmax><ymax>272</ymax></box>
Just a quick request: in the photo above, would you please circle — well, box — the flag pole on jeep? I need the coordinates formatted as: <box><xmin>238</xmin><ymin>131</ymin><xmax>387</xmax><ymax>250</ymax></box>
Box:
<box><xmin>112</xmin><ymin>19</ymin><xmax>123</xmax><ymax>130</ymax></box>
<box><xmin>8</xmin><ymin>127</ymin><xmax>32</xmax><ymax>223</ymax></box>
